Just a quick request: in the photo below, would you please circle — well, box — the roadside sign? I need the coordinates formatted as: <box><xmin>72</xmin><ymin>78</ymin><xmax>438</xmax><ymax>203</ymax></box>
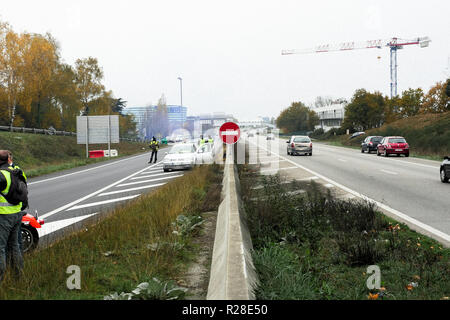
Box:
<box><xmin>219</xmin><ymin>122</ymin><xmax>240</xmax><ymax>145</ymax></box>
<box><xmin>77</xmin><ymin>115</ymin><xmax>120</xmax><ymax>158</ymax></box>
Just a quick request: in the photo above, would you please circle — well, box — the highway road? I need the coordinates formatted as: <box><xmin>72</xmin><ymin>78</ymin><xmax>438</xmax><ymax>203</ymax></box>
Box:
<box><xmin>26</xmin><ymin>149</ymin><xmax>184</xmax><ymax>240</ymax></box>
<box><xmin>249</xmin><ymin>136</ymin><xmax>450</xmax><ymax>240</ymax></box>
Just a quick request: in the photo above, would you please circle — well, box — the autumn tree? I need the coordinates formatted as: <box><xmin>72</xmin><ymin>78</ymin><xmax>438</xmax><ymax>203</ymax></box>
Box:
<box><xmin>445</xmin><ymin>79</ymin><xmax>450</xmax><ymax>98</ymax></box>
<box><xmin>276</xmin><ymin>101</ymin><xmax>319</xmax><ymax>133</ymax></box>
<box><xmin>0</xmin><ymin>23</ymin><xmax>29</xmax><ymax>128</ymax></box>
<box><xmin>74</xmin><ymin>57</ymin><xmax>105</xmax><ymax>116</ymax></box>
<box><xmin>22</xmin><ymin>32</ymin><xmax>59</xmax><ymax>128</ymax></box>
<box><xmin>341</xmin><ymin>89</ymin><xmax>386</xmax><ymax>132</ymax></box>
<box><xmin>0</xmin><ymin>20</ymin><xmax>134</xmax><ymax>139</ymax></box>
<box><xmin>420</xmin><ymin>81</ymin><xmax>450</xmax><ymax>113</ymax></box>
<box><xmin>151</xmin><ymin>94</ymin><xmax>169</xmax><ymax>139</ymax></box>
<box><xmin>397</xmin><ymin>88</ymin><xmax>424</xmax><ymax>118</ymax></box>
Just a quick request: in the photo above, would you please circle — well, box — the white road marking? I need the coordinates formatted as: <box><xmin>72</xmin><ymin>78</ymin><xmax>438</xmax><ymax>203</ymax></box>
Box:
<box><xmin>380</xmin><ymin>169</ymin><xmax>398</xmax><ymax>175</ymax></box>
<box><xmin>98</xmin><ymin>183</ymin><xmax>166</xmax><ymax>197</ymax></box>
<box><xmin>258</xmin><ymin>160</ymin><xmax>285</xmax><ymax>165</ymax></box>
<box><xmin>28</xmin><ymin>153</ymin><xmax>150</xmax><ymax>186</ymax></box>
<box><xmin>131</xmin><ymin>172</ymin><xmax>181</xmax><ymax>180</ymax></box>
<box><xmin>40</xmin><ymin>163</ymin><xmax>159</xmax><ymax>219</ymax></box>
<box><xmin>260</xmin><ymin>166</ymin><xmax>297</xmax><ymax>173</ymax></box>
<box><xmin>251</xmin><ymin>141</ymin><xmax>450</xmax><ymax>247</ymax></box>
<box><xmin>38</xmin><ymin>213</ymin><xmax>98</xmax><ymax>237</ymax></box>
<box><xmin>116</xmin><ymin>175</ymin><xmax>182</xmax><ymax>187</ymax></box>
<box><xmin>140</xmin><ymin>168</ymin><xmax>164</xmax><ymax>174</ymax></box>
<box><xmin>324</xmin><ymin>184</ymin><xmax>335</xmax><ymax>188</ymax></box>
<box><xmin>67</xmin><ymin>195</ymin><xmax>140</xmax><ymax>211</ymax></box>
<box><xmin>297</xmin><ymin>176</ymin><xmax>319</xmax><ymax>181</ymax></box>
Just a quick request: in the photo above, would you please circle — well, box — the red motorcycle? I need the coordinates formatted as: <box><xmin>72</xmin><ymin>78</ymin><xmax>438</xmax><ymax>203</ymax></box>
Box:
<box><xmin>21</xmin><ymin>211</ymin><xmax>44</xmax><ymax>253</ymax></box>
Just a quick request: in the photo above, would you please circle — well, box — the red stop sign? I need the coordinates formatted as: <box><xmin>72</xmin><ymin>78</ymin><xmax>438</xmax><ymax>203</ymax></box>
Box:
<box><xmin>219</xmin><ymin>122</ymin><xmax>241</xmax><ymax>145</ymax></box>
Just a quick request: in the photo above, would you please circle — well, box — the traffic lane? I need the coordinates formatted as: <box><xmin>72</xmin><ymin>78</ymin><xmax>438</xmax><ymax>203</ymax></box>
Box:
<box><xmin>40</xmin><ymin>162</ymin><xmax>174</xmax><ymax>223</ymax></box>
<box><xmin>312</xmin><ymin>141</ymin><xmax>441</xmax><ymax>170</ymax></box>
<box><xmin>311</xmin><ymin>143</ymin><xmax>440</xmax><ymax>181</ymax></box>
<box><xmin>27</xmin><ymin>152</ymin><xmax>156</xmax><ymax>218</ymax></box>
<box><xmin>41</xmin><ymin>162</ymin><xmax>186</xmax><ymax>223</ymax></box>
<box><xmin>270</xmin><ymin>140</ymin><xmax>450</xmax><ymax>234</ymax></box>
<box><xmin>37</xmin><ymin>164</ymin><xmax>188</xmax><ymax>241</ymax></box>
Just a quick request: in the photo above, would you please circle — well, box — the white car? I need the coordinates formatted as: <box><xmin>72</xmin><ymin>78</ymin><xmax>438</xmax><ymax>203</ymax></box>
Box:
<box><xmin>163</xmin><ymin>143</ymin><xmax>197</xmax><ymax>172</ymax></box>
<box><xmin>175</xmin><ymin>135</ymin><xmax>184</xmax><ymax>142</ymax></box>
<box><xmin>196</xmin><ymin>143</ymin><xmax>215</xmax><ymax>164</ymax></box>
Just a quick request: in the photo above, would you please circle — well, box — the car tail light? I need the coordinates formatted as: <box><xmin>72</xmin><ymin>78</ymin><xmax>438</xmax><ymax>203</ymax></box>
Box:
<box><xmin>38</xmin><ymin>219</ymin><xmax>45</xmax><ymax>225</ymax></box>
<box><xmin>369</xmin><ymin>141</ymin><xmax>373</xmax><ymax>145</ymax></box>
<box><xmin>309</xmin><ymin>143</ymin><xmax>312</xmax><ymax>148</ymax></box>
<box><xmin>291</xmin><ymin>143</ymin><xmax>295</xmax><ymax>148</ymax></box>
<box><xmin>405</xmin><ymin>143</ymin><xmax>409</xmax><ymax>149</ymax></box>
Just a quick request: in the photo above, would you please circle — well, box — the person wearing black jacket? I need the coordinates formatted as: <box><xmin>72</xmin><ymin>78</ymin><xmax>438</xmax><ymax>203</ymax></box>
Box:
<box><xmin>0</xmin><ymin>150</ymin><xmax>26</xmax><ymax>281</ymax></box>
<box><xmin>148</xmin><ymin>137</ymin><xmax>159</xmax><ymax>164</ymax></box>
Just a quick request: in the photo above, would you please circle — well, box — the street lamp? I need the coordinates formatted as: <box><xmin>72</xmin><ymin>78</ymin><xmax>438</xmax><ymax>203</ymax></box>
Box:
<box><xmin>177</xmin><ymin>77</ymin><xmax>183</xmax><ymax>107</ymax></box>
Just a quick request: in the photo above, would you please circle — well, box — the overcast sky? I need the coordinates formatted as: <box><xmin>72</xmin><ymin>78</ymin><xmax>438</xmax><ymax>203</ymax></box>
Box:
<box><xmin>1</xmin><ymin>0</ymin><xmax>449</xmax><ymax>120</ymax></box>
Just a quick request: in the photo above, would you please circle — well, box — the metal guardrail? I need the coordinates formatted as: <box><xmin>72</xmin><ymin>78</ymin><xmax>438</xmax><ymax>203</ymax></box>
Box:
<box><xmin>0</xmin><ymin>125</ymin><xmax>76</xmax><ymax>136</ymax></box>
<box><xmin>0</xmin><ymin>125</ymin><xmax>140</xmax><ymax>142</ymax></box>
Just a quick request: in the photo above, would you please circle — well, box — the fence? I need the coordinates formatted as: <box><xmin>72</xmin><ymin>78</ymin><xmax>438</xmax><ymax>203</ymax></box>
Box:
<box><xmin>0</xmin><ymin>125</ymin><xmax>140</xmax><ymax>142</ymax></box>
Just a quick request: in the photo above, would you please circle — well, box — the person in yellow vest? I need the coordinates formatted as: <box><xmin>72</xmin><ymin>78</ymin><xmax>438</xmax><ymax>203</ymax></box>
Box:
<box><xmin>148</xmin><ymin>137</ymin><xmax>159</xmax><ymax>164</ymax></box>
<box><xmin>0</xmin><ymin>150</ymin><xmax>25</xmax><ymax>281</ymax></box>
<box><xmin>208</xmin><ymin>136</ymin><xmax>214</xmax><ymax>144</ymax></box>
<box><xmin>199</xmin><ymin>135</ymin><xmax>206</xmax><ymax>146</ymax></box>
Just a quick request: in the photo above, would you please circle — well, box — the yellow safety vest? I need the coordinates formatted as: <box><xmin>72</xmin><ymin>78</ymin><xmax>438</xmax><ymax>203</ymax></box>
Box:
<box><xmin>0</xmin><ymin>169</ymin><xmax>23</xmax><ymax>215</ymax></box>
<box><xmin>149</xmin><ymin>141</ymin><xmax>159</xmax><ymax>150</ymax></box>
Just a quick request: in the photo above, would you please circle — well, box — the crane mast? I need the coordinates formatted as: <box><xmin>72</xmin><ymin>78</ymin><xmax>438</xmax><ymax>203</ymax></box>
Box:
<box><xmin>282</xmin><ymin>37</ymin><xmax>431</xmax><ymax>98</ymax></box>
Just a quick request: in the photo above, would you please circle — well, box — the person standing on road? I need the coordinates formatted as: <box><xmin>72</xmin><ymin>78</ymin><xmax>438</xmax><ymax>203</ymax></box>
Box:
<box><xmin>148</xmin><ymin>137</ymin><xmax>159</xmax><ymax>164</ymax></box>
<box><xmin>0</xmin><ymin>150</ymin><xmax>25</xmax><ymax>282</ymax></box>
<box><xmin>199</xmin><ymin>135</ymin><xmax>206</xmax><ymax>146</ymax></box>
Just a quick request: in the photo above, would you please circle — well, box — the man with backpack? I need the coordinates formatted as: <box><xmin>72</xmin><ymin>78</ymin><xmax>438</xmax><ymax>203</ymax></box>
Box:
<box><xmin>0</xmin><ymin>150</ymin><xmax>28</xmax><ymax>282</ymax></box>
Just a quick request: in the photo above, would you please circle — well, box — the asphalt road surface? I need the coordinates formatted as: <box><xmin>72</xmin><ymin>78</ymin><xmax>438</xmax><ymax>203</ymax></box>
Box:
<box><xmin>26</xmin><ymin>149</ymin><xmax>184</xmax><ymax>239</ymax></box>
<box><xmin>250</xmin><ymin>136</ymin><xmax>450</xmax><ymax>239</ymax></box>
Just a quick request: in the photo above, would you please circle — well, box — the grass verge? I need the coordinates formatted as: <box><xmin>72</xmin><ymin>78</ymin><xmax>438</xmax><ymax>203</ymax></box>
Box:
<box><xmin>0</xmin><ymin>164</ymin><xmax>223</xmax><ymax>300</ymax></box>
<box><xmin>238</xmin><ymin>166</ymin><xmax>450</xmax><ymax>300</ymax></box>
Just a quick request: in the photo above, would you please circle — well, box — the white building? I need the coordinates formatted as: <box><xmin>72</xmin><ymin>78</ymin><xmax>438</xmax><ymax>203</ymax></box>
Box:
<box><xmin>313</xmin><ymin>103</ymin><xmax>346</xmax><ymax>132</ymax></box>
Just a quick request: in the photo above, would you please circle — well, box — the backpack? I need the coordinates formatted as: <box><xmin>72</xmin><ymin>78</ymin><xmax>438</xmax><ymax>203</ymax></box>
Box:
<box><xmin>0</xmin><ymin>168</ymin><xmax>28</xmax><ymax>209</ymax></box>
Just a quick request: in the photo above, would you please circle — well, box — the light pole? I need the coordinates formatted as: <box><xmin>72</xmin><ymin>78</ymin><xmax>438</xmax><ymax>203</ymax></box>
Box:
<box><xmin>177</xmin><ymin>77</ymin><xmax>183</xmax><ymax>107</ymax></box>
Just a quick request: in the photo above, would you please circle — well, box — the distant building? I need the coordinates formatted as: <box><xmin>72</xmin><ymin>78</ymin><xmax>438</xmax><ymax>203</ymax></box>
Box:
<box><xmin>312</xmin><ymin>103</ymin><xmax>346</xmax><ymax>132</ymax></box>
<box><xmin>239</xmin><ymin>116</ymin><xmax>275</xmax><ymax>129</ymax></box>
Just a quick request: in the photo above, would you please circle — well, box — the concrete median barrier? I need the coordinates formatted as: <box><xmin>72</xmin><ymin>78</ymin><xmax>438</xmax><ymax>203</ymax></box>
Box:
<box><xmin>207</xmin><ymin>148</ymin><xmax>258</xmax><ymax>300</ymax></box>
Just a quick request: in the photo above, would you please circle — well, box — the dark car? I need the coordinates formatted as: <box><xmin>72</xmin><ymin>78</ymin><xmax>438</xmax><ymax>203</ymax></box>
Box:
<box><xmin>361</xmin><ymin>136</ymin><xmax>383</xmax><ymax>153</ymax></box>
<box><xmin>376</xmin><ymin>136</ymin><xmax>409</xmax><ymax>157</ymax></box>
<box><xmin>440</xmin><ymin>156</ymin><xmax>450</xmax><ymax>183</ymax></box>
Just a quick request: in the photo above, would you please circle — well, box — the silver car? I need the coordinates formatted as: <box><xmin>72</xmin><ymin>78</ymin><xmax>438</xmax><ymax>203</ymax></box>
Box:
<box><xmin>163</xmin><ymin>143</ymin><xmax>197</xmax><ymax>172</ymax></box>
<box><xmin>287</xmin><ymin>136</ymin><xmax>312</xmax><ymax>156</ymax></box>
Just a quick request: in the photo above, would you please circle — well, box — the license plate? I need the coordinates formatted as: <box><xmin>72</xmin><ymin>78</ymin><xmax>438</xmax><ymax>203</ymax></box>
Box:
<box><xmin>395</xmin><ymin>149</ymin><xmax>402</xmax><ymax>152</ymax></box>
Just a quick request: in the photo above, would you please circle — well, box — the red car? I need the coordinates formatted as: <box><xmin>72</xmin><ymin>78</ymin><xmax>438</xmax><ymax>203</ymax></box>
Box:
<box><xmin>377</xmin><ymin>136</ymin><xmax>409</xmax><ymax>157</ymax></box>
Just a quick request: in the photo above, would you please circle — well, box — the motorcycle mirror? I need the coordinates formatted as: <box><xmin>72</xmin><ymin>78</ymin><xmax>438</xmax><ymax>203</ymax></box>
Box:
<box><xmin>34</xmin><ymin>209</ymin><xmax>39</xmax><ymax>220</ymax></box>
